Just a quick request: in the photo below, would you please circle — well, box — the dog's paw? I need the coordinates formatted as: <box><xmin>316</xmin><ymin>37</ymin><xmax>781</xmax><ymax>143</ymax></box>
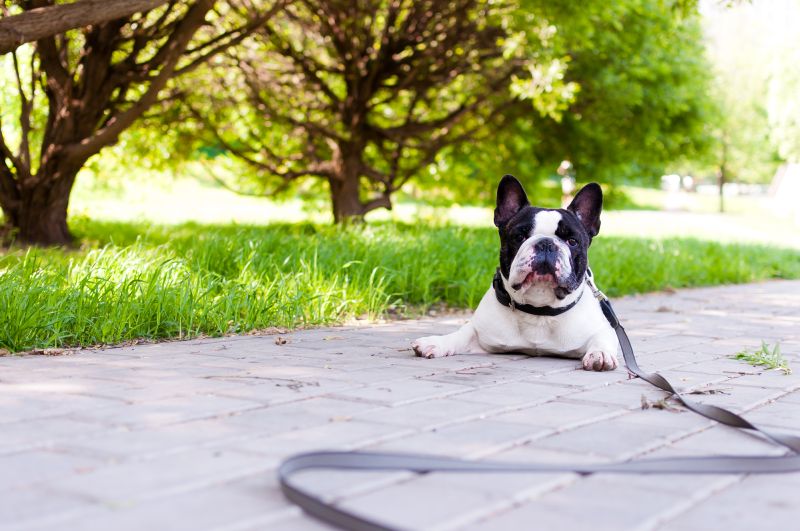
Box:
<box><xmin>411</xmin><ymin>336</ymin><xmax>454</xmax><ymax>359</ymax></box>
<box><xmin>581</xmin><ymin>350</ymin><xmax>618</xmax><ymax>371</ymax></box>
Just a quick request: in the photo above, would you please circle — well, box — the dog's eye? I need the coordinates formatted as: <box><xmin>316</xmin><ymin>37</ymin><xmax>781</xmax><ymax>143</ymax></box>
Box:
<box><xmin>566</xmin><ymin>238</ymin><xmax>578</xmax><ymax>247</ymax></box>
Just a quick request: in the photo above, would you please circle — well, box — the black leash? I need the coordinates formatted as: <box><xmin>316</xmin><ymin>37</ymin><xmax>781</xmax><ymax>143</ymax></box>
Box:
<box><xmin>278</xmin><ymin>285</ymin><xmax>800</xmax><ymax>531</ymax></box>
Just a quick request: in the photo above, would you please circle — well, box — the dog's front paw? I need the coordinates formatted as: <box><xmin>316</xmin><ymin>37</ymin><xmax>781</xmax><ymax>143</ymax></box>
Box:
<box><xmin>412</xmin><ymin>336</ymin><xmax>454</xmax><ymax>359</ymax></box>
<box><xmin>582</xmin><ymin>350</ymin><xmax>618</xmax><ymax>371</ymax></box>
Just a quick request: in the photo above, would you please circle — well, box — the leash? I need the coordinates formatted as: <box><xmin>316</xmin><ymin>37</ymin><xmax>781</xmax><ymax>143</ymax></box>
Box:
<box><xmin>277</xmin><ymin>281</ymin><xmax>800</xmax><ymax>531</ymax></box>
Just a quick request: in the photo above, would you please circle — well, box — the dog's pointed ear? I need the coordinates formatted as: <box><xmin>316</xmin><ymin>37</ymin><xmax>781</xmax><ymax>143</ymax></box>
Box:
<box><xmin>567</xmin><ymin>183</ymin><xmax>603</xmax><ymax>237</ymax></box>
<box><xmin>494</xmin><ymin>175</ymin><xmax>529</xmax><ymax>227</ymax></box>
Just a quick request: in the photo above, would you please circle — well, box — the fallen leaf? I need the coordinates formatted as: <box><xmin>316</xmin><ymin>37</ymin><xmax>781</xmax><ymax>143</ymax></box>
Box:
<box><xmin>687</xmin><ymin>386</ymin><xmax>732</xmax><ymax>395</ymax></box>
<box><xmin>641</xmin><ymin>394</ymin><xmax>683</xmax><ymax>412</ymax></box>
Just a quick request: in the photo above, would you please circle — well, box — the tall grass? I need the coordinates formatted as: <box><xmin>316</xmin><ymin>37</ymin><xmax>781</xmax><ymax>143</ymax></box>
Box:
<box><xmin>1</xmin><ymin>219</ymin><xmax>798</xmax><ymax>353</ymax></box>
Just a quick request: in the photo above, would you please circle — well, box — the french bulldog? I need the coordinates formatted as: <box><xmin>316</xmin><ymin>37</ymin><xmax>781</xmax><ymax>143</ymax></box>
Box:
<box><xmin>412</xmin><ymin>175</ymin><xmax>619</xmax><ymax>371</ymax></box>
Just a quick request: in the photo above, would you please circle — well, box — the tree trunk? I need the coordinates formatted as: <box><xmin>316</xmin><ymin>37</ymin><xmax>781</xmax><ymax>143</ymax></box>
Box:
<box><xmin>329</xmin><ymin>174</ymin><xmax>364</xmax><ymax>223</ymax></box>
<box><xmin>1</xmin><ymin>164</ymin><xmax>79</xmax><ymax>246</ymax></box>
<box><xmin>328</xmin><ymin>144</ymin><xmax>366</xmax><ymax>223</ymax></box>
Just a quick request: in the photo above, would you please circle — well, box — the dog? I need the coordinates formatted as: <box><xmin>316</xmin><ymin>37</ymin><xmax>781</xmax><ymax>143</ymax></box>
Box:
<box><xmin>411</xmin><ymin>175</ymin><xmax>619</xmax><ymax>371</ymax></box>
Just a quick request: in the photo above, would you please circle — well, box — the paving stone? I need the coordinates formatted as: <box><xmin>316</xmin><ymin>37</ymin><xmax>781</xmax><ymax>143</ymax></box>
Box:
<box><xmin>462</xmin><ymin>475</ymin><xmax>688</xmax><ymax>531</ymax></box>
<box><xmin>488</xmin><ymin>399</ymin><xmax>626</xmax><ymax>429</ymax></box>
<box><xmin>0</xmin><ymin>485</ymin><xmax>96</xmax><ymax>530</ymax></box>
<box><xmin>684</xmin><ymin>381</ymin><xmax>787</xmax><ymax>413</ymax></box>
<box><xmin>54</xmin><ymin>418</ymin><xmax>257</xmax><ymax>460</ymax></box>
<box><xmin>229</xmin><ymin>419</ymin><xmax>412</xmax><ymax>456</ymax></box>
<box><xmin>68</xmin><ymin>394</ymin><xmax>263</xmax><ymax>429</ymax></box>
<box><xmin>1</xmin><ymin>280</ymin><xmax>798</xmax><ymax>531</ymax></box>
<box><xmin>37</xmin><ymin>474</ymin><xmax>288</xmax><ymax>531</ymax></box>
<box><xmin>0</xmin><ymin>391</ymin><xmax>122</xmax><ymax>424</ymax></box>
<box><xmin>743</xmin><ymin>397</ymin><xmax>800</xmax><ymax>430</ymax></box>
<box><xmin>248</xmin><ymin>511</ymin><xmax>336</xmax><ymax>531</ymax></box>
<box><xmin>337</xmin><ymin>474</ymin><xmax>514</xmax><ymax>530</ymax></box>
<box><xmin>351</xmin><ymin>396</ymin><xmax>506</xmax><ymax>429</ymax></box>
<box><xmin>567</xmin><ymin>379</ymin><xmax>670</xmax><ymax>408</ymax></box>
<box><xmin>532</xmin><ymin>415</ymin><xmax>689</xmax><ymax>459</ymax></box>
<box><xmin>529</xmin><ymin>367</ymin><xmax>632</xmax><ymax>388</ymax></box>
<box><xmin>222</xmin><ymin>396</ymin><xmax>384</xmax><ymax>433</ymax></box>
<box><xmin>727</xmin><ymin>369</ymin><xmax>799</xmax><ymax>390</ymax></box>
<box><xmin>454</xmin><ymin>379</ymin><xmax>576</xmax><ymax>407</ymax></box>
<box><xmin>328</xmin><ymin>378</ymin><xmax>473</xmax><ymax>406</ymax></box>
<box><xmin>367</xmin><ymin>419</ymin><xmax>550</xmax><ymax>458</ymax></box>
<box><xmin>0</xmin><ymin>416</ymin><xmax>105</xmax><ymax>455</ymax></box>
<box><xmin>656</xmin><ymin>474</ymin><xmax>800</xmax><ymax>531</ymax></box>
<box><xmin>417</xmin><ymin>363</ymin><xmax>541</xmax><ymax>387</ymax></box>
<box><xmin>666</xmin><ymin>423</ymin><xmax>788</xmax><ymax>456</ymax></box>
<box><xmin>0</xmin><ymin>450</ymin><xmax>104</xmax><ymax>490</ymax></box>
<box><xmin>286</xmin><ymin>469</ymin><xmax>411</xmax><ymax>501</ymax></box>
<box><xmin>44</xmin><ymin>448</ymin><xmax>272</xmax><ymax>506</ymax></box>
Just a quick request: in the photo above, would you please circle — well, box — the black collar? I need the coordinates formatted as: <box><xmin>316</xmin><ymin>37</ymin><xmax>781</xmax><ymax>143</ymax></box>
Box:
<box><xmin>492</xmin><ymin>268</ymin><xmax>583</xmax><ymax>316</ymax></box>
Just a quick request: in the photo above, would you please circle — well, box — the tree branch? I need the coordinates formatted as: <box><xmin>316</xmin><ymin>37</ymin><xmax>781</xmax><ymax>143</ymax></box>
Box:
<box><xmin>0</xmin><ymin>0</ymin><xmax>169</xmax><ymax>54</ymax></box>
<box><xmin>261</xmin><ymin>20</ymin><xmax>342</xmax><ymax>106</ymax></box>
<box><xmin>63</xmin><ymin>0</ymin><xmax>214</xmax><ymax>161</ymax></box>
<box><xmin>174</xmin><ymin>1</ymin><xmax>286</xmax><ymax>77</ymax></box>
<box><xmin>187</xmin><ymin>105</ymin><xmax>335</xmax><ymax>180</ymax></box>
<box><xmin>361</xmin><ymin>193</ymin><xmax>392</xmax><ymax>214</ymax></box>
<box><xmin>0</xmin><ymin>115</ymin><xmax>26</xmax><ymax>179</ymax></box>
<box><xmin>11</xmin><ymin>50</ymin><xmax>32</xmax><ymax>170</ymax></box>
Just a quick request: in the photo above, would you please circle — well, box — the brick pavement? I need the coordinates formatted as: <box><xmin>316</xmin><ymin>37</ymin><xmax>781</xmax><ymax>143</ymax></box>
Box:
<box><xmin>1</xmin><ymin>281</ymin><xmax>799</xmax><ymax>531</ymax></box>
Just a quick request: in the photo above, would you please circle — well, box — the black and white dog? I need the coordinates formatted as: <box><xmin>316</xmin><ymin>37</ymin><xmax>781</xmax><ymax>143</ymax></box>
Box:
<box><xmin>412</xmin><ymin>175</ymin><xmax>619</xmax><ymax>371</ymax></box>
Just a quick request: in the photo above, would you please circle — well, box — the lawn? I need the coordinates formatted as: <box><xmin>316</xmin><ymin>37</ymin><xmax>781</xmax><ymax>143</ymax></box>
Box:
<box><xmin>1</xmin><ymin>217</ymin><xmax>798</xmax><ymax>353</ymax></box>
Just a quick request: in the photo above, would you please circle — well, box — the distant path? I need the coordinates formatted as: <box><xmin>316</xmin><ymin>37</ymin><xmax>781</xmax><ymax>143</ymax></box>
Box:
<box><xmin>1</xmin><ymin>281</ymin><xmax>799</xmax><ymax>530</ymax></box>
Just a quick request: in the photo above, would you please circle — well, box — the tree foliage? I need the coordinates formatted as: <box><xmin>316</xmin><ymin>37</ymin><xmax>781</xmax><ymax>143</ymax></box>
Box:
<box><xmin>0</xmin><ymin>0</ymin><xmax>728</xmax><ymax>241</ymax></box>
<box><xmin>436</xmin><ymin>0</ymin><xmax>717</xmax><ymax>203</ymax></box>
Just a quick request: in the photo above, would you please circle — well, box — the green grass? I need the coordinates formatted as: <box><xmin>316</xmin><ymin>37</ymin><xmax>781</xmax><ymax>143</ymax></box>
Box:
<box><xmin>734</xmin><ymin>342</ymin><xmax>792</xmax><ymax>375</ymax></box>
<box><xmin>1</xmin><ymin>218</ymin><xmax>799</xmax><ymax>353</ymax></box>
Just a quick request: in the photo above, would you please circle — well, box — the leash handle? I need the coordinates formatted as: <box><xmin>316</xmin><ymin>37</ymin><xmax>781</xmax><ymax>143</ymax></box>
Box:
<box><xmin>277</xmin><ymin>292</ymin><xmax>800</xmax><ymax>531</ymax></box>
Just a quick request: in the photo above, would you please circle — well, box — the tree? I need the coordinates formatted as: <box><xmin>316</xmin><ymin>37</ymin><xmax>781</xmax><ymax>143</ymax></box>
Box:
<box><xmin>437</xmin><ymin>0</ymin><xmax>717</xmax><ymax>203</ymax></box>
<box><xmin>763</xmin><ymin>2</ymin><xmax>800</xmax><ymax>164</ymax></box>
<box><xmin>0</xmin><ymin>1</ymin><xmax>278</xmax><ymax>245</ymax></box>
<box><xmin>696</xmin><ymin>0</ymin><xmax>785</xmax><ymax>211</ymax></box>
<box><xmin>188</xmin><ymin>0</ymin><xmax>531</xmax><ymax>222</ymax></box>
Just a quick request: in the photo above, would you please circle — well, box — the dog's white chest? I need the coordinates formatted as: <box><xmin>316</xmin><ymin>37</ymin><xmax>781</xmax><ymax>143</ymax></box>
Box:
<box><xmin>470</xmin><ymin>288</ymin><xmax>607</xmax><ymax>357</ymax></box>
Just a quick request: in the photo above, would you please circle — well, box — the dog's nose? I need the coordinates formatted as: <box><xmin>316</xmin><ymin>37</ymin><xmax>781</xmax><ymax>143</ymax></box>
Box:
<box><xmin>534</xmin><ymin>238</ymin><xmax>557</xmax><ymax>253</ymax></box>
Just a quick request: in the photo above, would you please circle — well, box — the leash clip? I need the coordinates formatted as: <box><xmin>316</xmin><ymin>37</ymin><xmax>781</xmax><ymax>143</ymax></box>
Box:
<box><xmin>586</xmin><ymin>275</ymin><xmax>608</xmax><ymax>302</ymax></box>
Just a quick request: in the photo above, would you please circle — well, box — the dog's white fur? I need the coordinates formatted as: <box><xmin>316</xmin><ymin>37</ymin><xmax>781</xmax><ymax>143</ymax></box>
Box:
<box><xmin>412</xmin><ymin>211</ymin><xmax>618</xmax><ymax>371</ymax></box>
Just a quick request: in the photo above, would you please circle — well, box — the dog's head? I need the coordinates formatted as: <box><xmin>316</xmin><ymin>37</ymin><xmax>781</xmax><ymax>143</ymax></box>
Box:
<box><xmin>494</xmin><ymin>175</ymin><xmax>602</xmax><ymax>307</ymax></box>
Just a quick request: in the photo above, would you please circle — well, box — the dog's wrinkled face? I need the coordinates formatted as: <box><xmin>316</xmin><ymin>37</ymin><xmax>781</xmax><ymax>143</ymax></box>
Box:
<box><xmin>494</xmin><ymin>175</ymin><xmax>602</xmax><ymax>306</ymax></box>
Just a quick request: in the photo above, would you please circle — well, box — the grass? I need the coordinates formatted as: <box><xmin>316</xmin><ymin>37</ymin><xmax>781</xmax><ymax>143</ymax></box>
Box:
<box><xmin>733</xmin><ymin>342</ymin><xmax>792</xmax><ymax>374</ymax></box>
<box><xmin>2</xmin><ymin>218</ymin><xmax>799</xmax><ymax>353</ymax></box>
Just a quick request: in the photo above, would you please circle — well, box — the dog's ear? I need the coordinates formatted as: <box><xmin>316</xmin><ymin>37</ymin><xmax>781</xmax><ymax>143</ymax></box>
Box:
<box><xmin>567</xmin><ymin>182</ymin><xmax>603</xmax><ymax>237</ymax></box>
<box><xmin>494</xmin><ymin>175</ymin><xmax>529</xmax><ymax>227</ymax></box>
